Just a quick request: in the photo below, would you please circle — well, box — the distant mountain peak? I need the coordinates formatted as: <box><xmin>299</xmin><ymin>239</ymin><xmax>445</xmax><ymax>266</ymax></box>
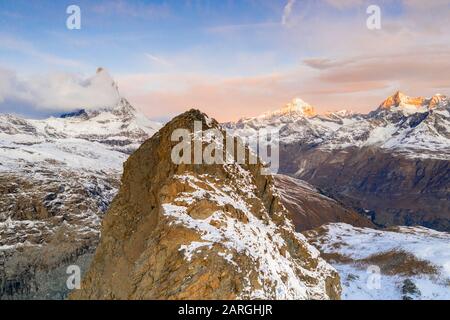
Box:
<box><xmin>110</xmin><ymin>98</ymin><xmax>137</xmax><ymax>117</ymax></box>
<box><xmin>261</xmin><ymin>98</ymin><xmax>316</xmax><ymax>118</ymax></box>
<box><xmin>377</xmin><ymin>91</ymin><xmax>449</xmax><ymax>116</ymax></box>
<box><xmin>429</xmin><ymin>94</ymin><xmax>448</xmax><ymax>108</ymax></box>
<box><xmin>87</xmin><ymin>67</ymin><xmax>120</xmax><ymax>105</ymax></box>
<box><xmin>324</xmin><ymin>109</ymin><xmax>355</xmax><ymax>118</ymax></box>
<box><xmin>62</xmin><ymin>68</ymin><xmax>126</xmax><ymax>116</ymax></box>
<box><xmin>379</xmin><ymin>91</ymin><xmax>426</xmax><ymax>110</ymax></box>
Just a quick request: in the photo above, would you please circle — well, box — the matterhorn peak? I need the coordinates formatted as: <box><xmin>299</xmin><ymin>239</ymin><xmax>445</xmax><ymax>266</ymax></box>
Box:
<box><xmin>92</xmin><ymin>67</ymin><xmax>119</xmax><ymax>94</ymax></box>
<box><xmin>74</xmin><ymin>68</ymin><xmax>125</xmax><ymax>115</ymax></box>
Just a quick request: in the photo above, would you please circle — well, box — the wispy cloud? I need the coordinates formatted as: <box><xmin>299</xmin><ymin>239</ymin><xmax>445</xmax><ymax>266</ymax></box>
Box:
<box><xmin>145</xmin><ymin>53</ymin><xmax>174</xmax><ymax>68</ymax></box>
<box><xmin>310</xmin><ymin>49</ymin><xmax>450</xmax><ymax>87</ymax></box>
<box><xmin>206</xmin><ymin>22</ymin><xmax>279</xmax><ymax>34</ymax></box>
<box><xmin>282</xmin><ymin>0</ymin><xmax>296</xmax><ymax>25</ymax></box>
<box><xmin>0</xmin><ymin>10</ymin><xmax>23</xmax><ymax>19</ymax></box>
<box><xmin>303</xmin><ymin>58</ymin><xmax>353</xmax><ymax>70</ymax></box>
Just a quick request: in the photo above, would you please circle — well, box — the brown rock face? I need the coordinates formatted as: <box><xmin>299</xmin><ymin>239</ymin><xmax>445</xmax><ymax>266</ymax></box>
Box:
<box><xmin>274</xmin><ymin>175</ymin><xmax>375</xmax><ymax>231</ymax></box>
<box><xmin>71</xmin><ymin>109</ymin><xmax>341</xmax><ymax>300</ymax></box>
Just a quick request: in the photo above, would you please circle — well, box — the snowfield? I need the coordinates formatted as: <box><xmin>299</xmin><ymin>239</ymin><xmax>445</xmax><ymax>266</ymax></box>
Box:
<box><xmin>0</xmin><ymin>97</ymin><xmax>160</xmax><ymax>173</ymax></box>
<box><xmin>305</xmin><ymin>223</ymin><xmax>450</xmax><ymax>300</ymax></box>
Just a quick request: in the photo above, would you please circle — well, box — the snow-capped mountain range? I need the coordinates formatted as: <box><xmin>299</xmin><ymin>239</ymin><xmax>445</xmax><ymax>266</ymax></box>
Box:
<box><xmin>0</xmin><ymin>69</ymin><xmax>161</xmax><ymax>242</ymax></box>
<box><xmin>0</xmin><ymin>70</ymin><xmax>161</xmax><ymax>173</ymax></box>
<box><xmin>226</xmin><ymin>92</ymin><xmax>450</xmax><ymax>233</ymax></box>
<box><xmin>0</xmin><ymin>70</ymin><xmax>161</xmax><ymax>299</ymax></box>
<box><xmin>226</xmin><ymin>91</ymin><xmax>450</xmax><ymax>160</ymax></box>
<box><xmin>0</xmin><ymin>78</ymin><xmax>449</xmax><ymax>300</ymax></box>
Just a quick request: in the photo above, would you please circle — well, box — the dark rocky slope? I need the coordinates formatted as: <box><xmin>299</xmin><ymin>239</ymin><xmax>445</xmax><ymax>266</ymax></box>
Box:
<box><xmin>274</xmin><ymin>174</ymin><xmax>375</xmax><ymax>231</ymax></box>
<box><xmin>279</xmin><ymin>146</ymin><xmax>449</xmax><ymax>231</ymax></box>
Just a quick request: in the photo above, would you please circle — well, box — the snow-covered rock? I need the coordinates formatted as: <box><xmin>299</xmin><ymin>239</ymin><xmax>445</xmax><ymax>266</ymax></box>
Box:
<box><xmin>70</xmin><ymin>109</ymin><xmax>341</xmax><ymax>300</ymax></box>
<box><xmin>305</xmin><ymin>223</ymin><xmax>450</xmax><ymax>300</ymax></box>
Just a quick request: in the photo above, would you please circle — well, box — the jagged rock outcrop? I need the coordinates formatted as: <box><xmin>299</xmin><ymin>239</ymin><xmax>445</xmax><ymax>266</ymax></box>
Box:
<box><xmin>71</xmin><ymin>109</ymin><xmax>341</xmax><ymax>300</ymax></box>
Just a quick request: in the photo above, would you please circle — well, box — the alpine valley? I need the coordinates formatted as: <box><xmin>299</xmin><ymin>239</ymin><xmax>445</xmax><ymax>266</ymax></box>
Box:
<box><xmin>1</xmin><ymin>69</ymin><xmax>449</xmax><ymax>300</ymax></box>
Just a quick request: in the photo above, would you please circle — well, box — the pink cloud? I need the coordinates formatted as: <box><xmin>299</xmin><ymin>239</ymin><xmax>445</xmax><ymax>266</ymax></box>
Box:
<box><xmin>114</xmin><ymin>0</ymin><xmax>449</xmax><ymax>123</ymax></box>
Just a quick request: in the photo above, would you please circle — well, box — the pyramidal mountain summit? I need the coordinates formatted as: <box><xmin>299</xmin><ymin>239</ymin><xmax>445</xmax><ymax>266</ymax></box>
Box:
<box><xmin>71</xmin><ymin>109</ymin><xmax>341</xmax><ymax>300</ymax></box>
<box><xmin>0</xmin><ymin>68</ymin><xmax>161</xmax><ymax>172</ymax></box>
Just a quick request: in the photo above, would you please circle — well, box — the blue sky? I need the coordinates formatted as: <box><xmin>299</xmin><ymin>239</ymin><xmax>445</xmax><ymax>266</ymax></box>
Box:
<box><xmin>1</xmin><ymin>0</ymin><xmax>291</xmax><ymax>74</ymax></box>
<box><xmin>1</xmin><ymin>0</ymin><xmax>449</xmax><ymax>121</ymax></box>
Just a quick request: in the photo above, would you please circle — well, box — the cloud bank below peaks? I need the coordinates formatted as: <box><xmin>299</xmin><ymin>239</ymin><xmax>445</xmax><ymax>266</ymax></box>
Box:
<box><xmin>0</xmin><ymin>68</ymin><xmax>121</xmax><ymax>117</ymax></box>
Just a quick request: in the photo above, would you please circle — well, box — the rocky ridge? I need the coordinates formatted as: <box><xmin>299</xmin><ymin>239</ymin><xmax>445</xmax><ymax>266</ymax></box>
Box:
<box><xmin>71</xmin><ymin>109</ymin><xmax>341</xmax><ymax>300</ymax></box>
